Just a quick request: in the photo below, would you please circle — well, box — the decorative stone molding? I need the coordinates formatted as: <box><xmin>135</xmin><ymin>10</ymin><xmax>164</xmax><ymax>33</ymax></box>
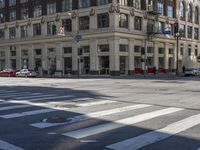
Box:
<box><xmin>143</xmin><ymin>12</ymin><xmax>148</xmax><ymax>19</ymax></box>
<box><xmin>109</xmin><ymin>4</ymin><xmax>115</xmax><ymax>13</ymax></box>
<box><xmin>89</xmin><ymin>8</ymin><xmax>95</xmax><ymax>16</ymax></box>
<box><xmin>15</xmin><ymin>21</ymin><xmax>19</xmax><ymax>28</ymax></box>
<box><xmin>115</xmin><ymin>4</ymin><xmax>120</xmax><ymax>13</ymax></box>
<box><xmin>55</xmin><ymin>13</ymin><xmax>60</xmax><ymax>22</ymax></box>
<box><xmin>27</xmin><ymin>19</ymin><xmax>32</xmax><ymax>26</ymax></box>
<box><xmin>71</xmin><ymin>11</ymin><xmax>78</xmax><ymax>19</ymax></box>
<box><xmin>4</xmin><ymin>23</ymin><xmax>8</xmax><ymax>29</ymax></box>
<box><xmin>41</xmin><ymin>16</ymin><xmax>45</xmax><ymax>24</ymax></box>
<box><xmin>130</xmin><ymin>8</ymin><xmax>135</xmax><ymax>16</ymax></box>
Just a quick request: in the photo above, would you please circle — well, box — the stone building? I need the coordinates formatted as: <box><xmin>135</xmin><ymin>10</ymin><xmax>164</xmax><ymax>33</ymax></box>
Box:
<box><xmin>0</xmin><ymin>0</ymin><xmax>200</xmax><ymax>76</ymax></box>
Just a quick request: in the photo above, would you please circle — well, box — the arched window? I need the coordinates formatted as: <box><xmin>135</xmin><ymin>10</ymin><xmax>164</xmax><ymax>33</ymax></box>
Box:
<box><xmin>179</xmin><ymin>1</ymin><xmax>185</xmax><ymax>20</ymax></box>
<box><xmin>134</xmin><ymin>0</ymin><xmax>141</xmax><ymax>9</ymax></box>
<box><xmin>194</xmin><ymin>6</ymin><xmax>199</xmax><ymax>24</ymax></box>
<box><xmin>188</xmin><ymin>3</ymin><xmax>193</xmax><ymax>22</ymax></box>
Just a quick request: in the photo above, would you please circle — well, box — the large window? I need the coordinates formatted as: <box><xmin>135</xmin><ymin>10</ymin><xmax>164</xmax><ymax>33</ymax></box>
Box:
<box><xmin>21</xmin><ymin>25</ymin><xmax>28</xmax><ymax>38</ymax></box>
<box><xmin>62</xmin><ymin>0</ymin><xmax>72</xmax><ymax>12</ymax></box>
<box><xmin>187</xmin><ymin>26</ymin><xmax>192</xmax><ymax>39</ymax></box>
<box><xmin>47</xmin><ymin>2</ymin><xmax>56</xmax><ymax>15</ymax></box>
<box><xmin>194</xmin><ymin>7</ymin><xmax>199</xmax><ymax>24</ymax></box>
<box><xmin>167</xmin><ymin>5</ymin><xmax>173</xmax><ymax>18</ymax></box>
<box><xmin>9</xmin><ymin>27</ymin><xmax>16</xmax><ymax>39</ymax></box>
<box><xmin>33</xmin><ymin>23</ymin><xmax>41</xmax><ymax>36</ymax></box>
<box><xmin>157</xmin><ymin>2</ymin><xmax>164</xmax><ymax>16</ymax></box>
<box><xmin>33</xmin><ymin>4</ymin><xmax>42</xmax><ymax>17</ymax></box>
<box><xmin>79</xmin><ymin>0</ymin><xmax>90</xmax><ymax>8</ymax></box>
<box><xmin>119</xmin><ymin>13</ymin><xmax>128</xmax><ymax>28</ymax></box>
<box><xmin>194</xmin><ymin>27</ymin><xmax>199</xmax><ymax>40</ymax></box>
<box><xmin>179</xmin><ymin>1</ymin><xmax>185</xmax><ymax>20</ymax></box>
<box><xmin>0</xmin><ymin>29</ymin><xmax>4</xmax><ymax>39</ymax></box>
<box><xmin>134</xmin><ymin>16</ymin><xmax>142</xmax><ymax>30</ymax></box>
<box><xmin>47</xmin><ymin>21</ymin><xmax>57</xmax><ymax>35</ymax></box>
<box><xmin>119</xmin><ymin>0</ymin><xmax>127</xmax><ymax>6</ymax></box>
<box><xmin>97</xmin><ymin>13</ymin><xmax>109</xmax><ymax>28</ymax></box>
<box><xmin>98</xmin><ymin>44</ymin><xmax>109</xmax><ymax>52</ymax></box>
<box><xmin>10</xmin><ymin>9</ymin><xmax>16</xmax><ymax>21</ymax></box>
<box><xmin>97</xmin><ymin>0</ymin><xmax>109</xmax><ymax>5</ymax></box>
<box><xmin>62</xmin><ymin>19</ymin><xmax>72</xmax><ymax>32</ymax></box>
<box><xmin>0</xmin><ymin>12</ymin><xmax>5</xmax><ymax>23</ymax></box>
<box><xmin>188</xmin><ymin>3</ymin><xmax>193</xmax><ymax>22</ymax></box>
<box><xmin>21</xmin><ymin>6</ymin><xmax>28</xmax><ymax>20</ymax></box>
<box><xmin>0</xmin><ymin>0</ymin><xmax>5</xmax><ymax>8</ymax></box>
<box><xmin>79</xmin><ymin>16</ymin><xmax>89</xmax><ymax>30</ymax></box>
<box><xmin>119</xmin><ymin>44</ymin><xmax>128</xmax><ymax>52</ymax></box>
<box><xmin>179</xmin><ymin>24</ymin><xmax>185</xmax><ymax>37</ymax></box>
<box><xmin>9</xmin><ymin>0</ymin><xmax>16</xmax><ymax>6</ymax></box>
<box><xmin>134</xmin><ymin>0</ymin><xmax>141</xmax><ymax>9</ymax></box>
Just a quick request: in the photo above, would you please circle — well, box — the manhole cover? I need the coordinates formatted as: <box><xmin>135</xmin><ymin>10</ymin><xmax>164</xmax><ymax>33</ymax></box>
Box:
<box><xmin>43</xmin><ymin>117</ymin><xmax>72</xmax><ymax>123</ymax></box>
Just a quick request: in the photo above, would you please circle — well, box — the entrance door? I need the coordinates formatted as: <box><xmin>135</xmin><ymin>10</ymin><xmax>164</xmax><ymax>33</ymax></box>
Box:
<box><xmin>120</xmin><ymin>56</ymin><xmax>128</xmax><ymax>75</ymax></box>
<box><xmin>83</xmin><ymin>56</ymin><xmax>90</xmax><ymax>74</ymax></box>
<box><xmin>64</xmin><ymin>57</ymin><xmax>72</xmax><ymax>74</ymax></box>
<box><xmin>99</xmin><ymin>56</ymin><xmax>109</xmax><ymax>75</ymax></box>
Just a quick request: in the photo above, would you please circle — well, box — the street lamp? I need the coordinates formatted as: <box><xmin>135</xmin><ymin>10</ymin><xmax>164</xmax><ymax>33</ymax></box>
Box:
<box><xmin>174</xmin><ymin>20</ymin><xmax>180</xmax><ymax>75</ymax></box>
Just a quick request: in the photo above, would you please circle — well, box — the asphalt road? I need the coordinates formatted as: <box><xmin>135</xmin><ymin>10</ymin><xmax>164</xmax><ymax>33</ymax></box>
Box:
<box><xmin>0</xmin><ymin>76</ymin><xmax>200</xmax><ymax>150</ymax></box>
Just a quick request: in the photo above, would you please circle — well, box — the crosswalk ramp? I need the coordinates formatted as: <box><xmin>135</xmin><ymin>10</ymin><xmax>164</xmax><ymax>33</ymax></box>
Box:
<box><xmin>0</xmin><ymin>90</ymin><xmax>200</xmax><ymax>150</ymax></box>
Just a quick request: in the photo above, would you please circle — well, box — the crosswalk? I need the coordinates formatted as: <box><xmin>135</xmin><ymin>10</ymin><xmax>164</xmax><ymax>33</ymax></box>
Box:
<box><xmin>0</xmin><ymin>89</ymin><xmax>200</xmax><ymax>150</ymax></box>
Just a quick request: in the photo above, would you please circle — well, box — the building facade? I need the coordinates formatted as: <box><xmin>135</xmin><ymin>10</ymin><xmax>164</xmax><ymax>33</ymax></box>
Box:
<box><xmin>0</xmin><ymin>0</ymin><xmax>200</xmax><ymax>76</ymax></box>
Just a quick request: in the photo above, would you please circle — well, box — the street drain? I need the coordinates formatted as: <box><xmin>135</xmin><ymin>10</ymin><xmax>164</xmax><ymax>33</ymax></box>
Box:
<box><xmin>43</xmin><ymin>117</ymin><xmax>73</xmax><ymax>123</ymax></box>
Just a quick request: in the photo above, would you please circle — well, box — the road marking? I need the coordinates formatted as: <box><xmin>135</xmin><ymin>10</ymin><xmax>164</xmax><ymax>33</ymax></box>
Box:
<box><xmin>0</xmin><ymin>91</ymin><xmax>16</xmax><ymax>94</ymax></box>
<box><xmin>62</xmin><ymin>107</ymin><xmax>183</xmax><ymax>139</ymax></box>
<box><xmin>31</xmin><ymin>104</ymin><xmax>151</xmax><ymax>128</ymax></box>
<box><xmin>107</xmin><ymin>113</ymin><xmax>200</xmax><ymax>150</ymax></box>
<box><xmin>25</xmin><ymin>95</ymin><xmax>74</xmax><ymax>102</ymax></box>
<box><xmin>0</xmin><ymin>109</ymin><xmax>56</xmax><ymax>119</ymax></box>
<box><xmin>14</xmin><ymin>94</ymin><xmax>54</xmax><ymax>100</ymax></box>
<box><xmin>0</xmin><ymin>104</ymin><xmax>31</xmax><ymax>111</ymax></box>
<box><xmin>0</xmin><ymin>140</ymin><xmax>24</xmax><ymax>150</ymax></box>
<box><xmin>0</xmin><ymin>92</ymin><xmax>31</xmax><ymax>98</ymax></box>
<box><xmin>75</xmin><ymin>100</ymin><xmax>116</xmax><ymax>107</ymax></box>
<box><xmin>196</xmin><ymin>148</ymin><xmax>200</xmax><ymax>150</ymax></box>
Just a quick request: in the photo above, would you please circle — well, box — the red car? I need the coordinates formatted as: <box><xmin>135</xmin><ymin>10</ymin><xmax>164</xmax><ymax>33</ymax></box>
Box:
<box><xmin>0</xmin><ymin>69</ymin><xmax>16</xmax><ymax>77</ymax></box>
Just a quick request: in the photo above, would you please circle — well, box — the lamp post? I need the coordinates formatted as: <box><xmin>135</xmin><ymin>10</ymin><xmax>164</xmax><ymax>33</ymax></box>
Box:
<box><xmin>174</xmin><ymin>20</ymin><xmax>179</xmax><ymax>75</ymax></box>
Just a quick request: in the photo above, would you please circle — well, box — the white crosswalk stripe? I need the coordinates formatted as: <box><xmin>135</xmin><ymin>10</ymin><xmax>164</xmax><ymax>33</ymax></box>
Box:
<box><xmin>0</xmin><ymin>140</ymin><xmax>24</xmax><ymax>150</ymax></box>
<box><xmin>106</xmin><ymin>113</ymin><xmax>200</xmax><ymax>150</ymax></box>
<box><xmin>62</xmin><ymin>107</ymin><xmax>183</xmax><ymax>139</ymax></box>
<box><xmin>0</xmin><ymin>92</ymin><xmax>32</xmax><ymax>98</ymax></box>
<box><xmin>0</xmin><ymin>91</ymin><xmax>16</xmax><ymax>94</ymax></box>
<box><xmin>30</xmin><ymin>104</ymin><xmax>151</xmax><ymax>128</ymax></box>
<box><xmin>14</xmin><ymin>94</ymin><xmax>52</xmax><ymax>100</ymax></box>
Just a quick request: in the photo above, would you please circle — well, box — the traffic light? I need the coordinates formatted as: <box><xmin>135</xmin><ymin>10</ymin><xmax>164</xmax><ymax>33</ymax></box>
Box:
<box><xmin>174</xmin><ymin>22</ymin><xmax>179</xmax><ymax>35</ymax></box>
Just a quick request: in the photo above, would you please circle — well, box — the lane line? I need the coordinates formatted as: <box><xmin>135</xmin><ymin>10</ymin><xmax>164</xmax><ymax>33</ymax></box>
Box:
<box><xmin>75</xmin><ymin>100</ymin><xmax>116</xmax><ymax>107</ymax></box>
<box><xmin>0</xmin><ymin>109</ymin><xmax>57</xmax><ymax>119</ymax></box>
<box><xmin>0</xmin><ymin>140</ymin><xmax>24</xmax><ymax>150</ymax></box>
<box><xmin>24</xmin><ymin>95</ymin><xmax>74</xmax><ymax>102</ymax></box>
<box><xmin>0</xmin><ymin>91</ymin><xmax>16</xmax><ymax>94</ymax></box>
<box><xmin>14</xmin><ymin>94</ymin><xmax>54</xmax><ymax>100</ymax></box>
<box><xmin>0</xmin><ymin>92</ymin><xmax>32</xmax><ymax>98</ymax></box>
<box><xmin>107</xmin><ymin>113</ymin><xmax>200</xmax><ymax>150</ymax></box>
<box><xmin>0</xmin><ymin>105</ymin><xmax>31</xmax><ymax>111</ymax></box>
<box><xmin>30</xmin><ymin>104</ymin><xmax>151</xmax><ymax>128</ymax></box>
<box><xmin>62</xmin><ymin>107</ymin><xmax>183</xmax><ymax>139</ymax></box>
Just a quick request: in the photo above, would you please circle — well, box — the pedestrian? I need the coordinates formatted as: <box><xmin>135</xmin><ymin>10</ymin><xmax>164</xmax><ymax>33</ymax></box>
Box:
<box><xmin>153</xmin><ymin>66</ymin><xmax>156</xmax><ymax>76</ymax></box>
<box><xmin>182</xmin><ymin>65</ymin><xmax>185</xmax><ymax>73</ymax></box>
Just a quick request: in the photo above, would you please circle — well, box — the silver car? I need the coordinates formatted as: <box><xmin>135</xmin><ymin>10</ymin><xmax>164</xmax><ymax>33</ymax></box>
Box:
<box><xmin>16</xmin><ymin>69</ymin><xmax>37</xmax><ymax>77</ymax></box>
<box><xmin>184</xmin><ymin>68</ymin><xmax>200</xmax><ymax>76</ymax></box>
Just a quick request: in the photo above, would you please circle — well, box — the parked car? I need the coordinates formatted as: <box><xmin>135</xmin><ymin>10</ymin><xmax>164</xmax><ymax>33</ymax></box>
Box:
<box><xmin>184</xmin><ymin>68</ymin><xmax>200</xmax><ymax>76</ymax></box>
<box><xmin>0</xmin><ymin>69</ymin><xmax>16</xmax><ymax>77</ymax></box>
<box><xmin>16</xmin><ymin>69</ymin><xmax>37</xmax><ymax>77</ymax></box>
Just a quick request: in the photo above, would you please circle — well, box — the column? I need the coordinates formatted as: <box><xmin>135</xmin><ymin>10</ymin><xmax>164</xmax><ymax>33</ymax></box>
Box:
<box><xmin>90</xmin><ymin>39</ymin><xmax>99</xmax><ymax>74</ymax></box>
<box><xmin>173</xmin><ymin>43</ymin><xmax>177</xmax><ymax>71</ymax></box>
<box><xmin>16</xmin><ymin>26</ymin><xmax>20</xmax><ymax>38</ymax></box>
<box><xmin>5</xmin><ymin>47</ymin><xmax>10</xmax><ymax>68</ymax></box>
<box><xmin>109</xmin><ymin>37</ymin><xmax>120</xmax><ymax>76</ymax></box>
<box><xmin>72</xmin><ymin>17</ymin><xmax>78</xmax><ymax>33</ymax></box>
<box><xmin>154</xmin><ymin>41</ymin><xmax>159</xmax><ymax>69</ymax></box>
<box><xmin>27</xmin><ymin>24</ymin><xmax>33</xmax><ymax>37</ymax></box>
<box><xmin>28</xmin><ymin>45</ymin><xmax>34</xmax><ymax>70</ymax></box>
<box><xmin>129</xmin><ymin>15</ymin><xmax>134</xmax><ymax>31</ymax></box>
<box><xmin>16</xmin><ymin>46</ymin><xmax>21</xmax><ymax>70</ymax></box>
<box><xmin>42</xmin><ymin>44</ymin><xmax>48</xmax><ymax>73</ymax></box>
<box><xmin>128</xmin><ymin>39</ymin><xmax>134</xmax><ymax>75</ymax></box>
<box><xmin>4</xmin><ymin>28</ymin><xmax>9</xmax><ymax>39</ymax></box>
<box><xmin>41</xmin><ymin>22</ymin><xmax>47</xmax><ymax>36</ymax></box>
<box><xmin>164</xmin><ymin>43</ymin><xmax>169</xmax><ymax>73</ymax></box>
<box><xmin>90</xmin><ymin>14</ymin><xmax>97</xmax><ymax>32</ymax></box>
<box><xmin>109</xmin><ymin>12</ymin><xmax>119</xmax><ymax>30</ymax></box>
<box><xmin>72</xmin><ymin>44</ymin><xmax>78</xmax><ymax>75</ymax></box>
<box><xmin>56</xmin><ymin>42</ymin><xmax>63</xmax><ymax>72</ymax></box>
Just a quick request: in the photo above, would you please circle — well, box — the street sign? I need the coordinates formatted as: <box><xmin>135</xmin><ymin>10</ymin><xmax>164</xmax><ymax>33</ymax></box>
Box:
<box><xmin>74</xmin><ymin>34</ymin><xmax>82</xmax><ymax>42</ymax></box>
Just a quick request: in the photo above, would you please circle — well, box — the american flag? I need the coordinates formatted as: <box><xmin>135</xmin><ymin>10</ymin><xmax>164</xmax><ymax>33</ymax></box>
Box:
<box><xmin>58</xmin><ymin>26</ymin><xmax>65</xmax><ymax>35</ymax></box>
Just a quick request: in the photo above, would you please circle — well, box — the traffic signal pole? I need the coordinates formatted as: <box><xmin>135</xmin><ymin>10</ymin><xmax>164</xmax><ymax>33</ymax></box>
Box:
<box><xmin>174</xmin><ymin>20</ymin><xmax>179</xmax><ymax>75</ymax></box>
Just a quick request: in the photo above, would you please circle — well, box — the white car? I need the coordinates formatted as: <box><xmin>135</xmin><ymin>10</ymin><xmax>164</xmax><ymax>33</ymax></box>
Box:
<box><xmin>16</xmin><ymin>69</ymin><xmax>37</xmax><ymax>77</ymax></box>
<box><xmin>185</xmin><ymin>68</ymin><xmax>200</xmax><ymax>76</ymax></box>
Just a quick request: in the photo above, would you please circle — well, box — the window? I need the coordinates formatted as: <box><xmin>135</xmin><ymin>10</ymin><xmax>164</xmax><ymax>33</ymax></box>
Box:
<box><xmin>62</xmin><ymin>19</ymin><xmax>72</xmax><ymax>32</ymax></box>
<box><xmin>21</xmin><ymin>50</ymin><xmax>28</xmax><ymax>56</ymax></box>
<box><xmin>188</xmin><ymin>48</ymin><xmax>191</xmax><ymax>56</ymax></box>
<box><xmin>158</xmin><ymin>57</ymin><xmax>164</xmax><ymax>67</ymax></box>
<box><xmin>35</xmin><ymin>49</ymin><xmax>42</xmax><ymax>55</ymax></box>
<box><xmin>0</xmin><ymin>29</ymin><xmax>4</xmax><ymax>39</ymax></box>
<box><xmin>194</xmin><ymin>27</ymin><xmax>199</xmax><ymax>40</ymax></box>
<box><xmin>79</xmin><ymin>0</ymin><xmax>90</xmax><ymax>8</ymax></box>
<box><xmin>119</xmin><ymin>0</ymin><xmax>127</xmax><ymax>6</ymax></box>
<box><xmin>33</xmin><ymin>23</ymin><xmax>41</xmax><ymax>36</ymax></box>
<box><xmin>169</xmin><ymin>48</ymin><xmax>173</xmax><ymax>54</ymax></box>
<box><xmin>195</xmin><ymin>49</ymin><xmax>198</xmax><ymax>56</ymax></box>
<box><xmin>9</xmin><ymin>0</ymin><xmax>16</xmax><ymax>6</ymax></box>
<box><xmin>188</xmin><ymin>3</ymin><xmax>193</xmax><ymax>22</ymax></box>
<box><xmin>10</xmin><ymin>59</ymin><xmax>16</xmax><ymax>69</ymax></box>
<box><xmin>63</xmin><ymin>47</ymin><xmax>72</xmax><ymax>54</ymax></box>
<box><xmin>147</xmin><ymin>57</ymin><xmax>153</xmax><ymax>66</ymax></box>
<box><xmin>20</xmin><ymin>0</ymin><xmax>28</xmax><ymax>3</ymax></box>
<box><xmin>10</xmin><ymin>50</ymin><xmax>16</xmax><ymax>56</ymax></box>
<box><xmin>81</xmin><ymin>46</ymin><xmax>90</xmax><ymax>53</ymax></box>
<box><xmin>47</xmin><ymin>2</ymin><xmax>56</xmax><ymax>15</ymax></box>
<box><xmin>119</xmin><ymin>44</ymin><xmax>128</xmax><ymax>52</ymax></box>
<box><xmin>62</xmin><ymin>0</ymin><xmax>72</xmax><ymax>12</ymax></box>
<box><xmin>0</xmin><ymin>51</ymin><xmax>5</xmax><ymax>57</ymax></box>
<box><xmin>167</xmin><ymin>5</ymin><xmax>173</xmax><ymax>18</ymax></box>
<box><xmin>47</xmin><ymin>21</ymin><xmax>57</xmax><ymax>35</ymax></box>
<box><xmin>157</xmin><ymin>2</ymin><xmax>164</xmax><ymax>16</ymax></box>
<box><xmin>180</xmin><ymin>47</ymin><xmax>184</xmax><ymax>55</ymax></box>
<box><xmin>9</xmin><ymin>27</ymin><xmax>16</xmax><ymax>39</ymax></box>
<box><xmin>134</xmin><ymin>16</ymin><xmax>142</xmax><ymax>30</ymax></box>
<box><xmin>97</xmin><ymin>0</ymin><xmax>109</xmax><ymax>5</ymax></box>
<box><xmin>0</xmin><ymin>12</ymin><xmax>5</xmax><ymax>23</ymax></box>
<box><xmin>0</xmin><ymin>0</ymin><xmax>5</xmax><ymax>8</ymax></box>
<box><xmin>119</xmin><ymin>13</ymin><xmax>128</xmax><ymax>28</ymax></box>
<box><xmin>187</xmin><ymin>26</ymin><xmax>192</xmax><ymax>39</ymax></box>
<box><xmin>134</xmin><ymin>46</ymin><xmax>140</xmax><ymax>53</ymax></box>
<box><xmin>10</xmin><ymin>9</ymin><xmax>16</xmax><ymax>21</ymax></box>
<box><xmin>194</xmin><ymin>7</ymin><xmax>199</xmax><ymax>24</ymax></box>
<box><xmin>98</xmin><ymin>44</ymin><xmax>109</xmax><ymax>52</ymax></box>
<box><xmin>134</xmin><ymin>0</ymin><xmax>141</xmax><ymax>9</ymax></box>
<box><xmin>21</xmin><ymin>6</ymin><xmax>28</xmax><ymax>20</ymax></box>
<box><xmin>21</xmin><ymin>25</ymin><xmax>28</xmax><ymax>38</ymax></box>
<box><xmin>158</xmin><ymin>48</ymin><xmax>164</xmax><ymax>54</ymax></box>
<box><xmin>147</xmin><ymin>47</ymin><xmax>154</xmax><ymax>53</ymax></box>
<box><xmin>79</xmin><ymin>16</ymin><xmax>89</xmax><ymax>30</ymax></box>
<box><xmin>33</xmin><ymin>4</ymin><xmax>42</xmax><ymax>17</ymax></box>
<box><xmin>97</xmin><ymin>13</ymin><xmax>109</xmax><ymax>28</ymax></box>
<box><xmin>179</xmin><ymin>1</ymin><xmax>185</xmax><ymax>20</ymax></box>
<box><xmin>158</xmin><ymin>21</ymin><xmax>164</xmax><ymax>33</ymax></box>
<box><xmin>179</xmin><ymin>24</ymin><xmax>185</xmax><ymax>37</ymax></box>
<box><xmin>134</xmin><ymin>56</ymin><xmax>141</xmax><ymax>67</ymax></box>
